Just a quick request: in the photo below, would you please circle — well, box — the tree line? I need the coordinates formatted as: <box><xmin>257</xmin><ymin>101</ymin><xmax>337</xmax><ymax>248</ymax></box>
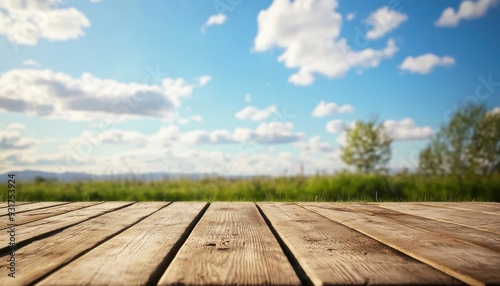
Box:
<box><xmin>341</xmin><ymin>104</ymin><xmax>500</xmax><ymax>176</ymax></box>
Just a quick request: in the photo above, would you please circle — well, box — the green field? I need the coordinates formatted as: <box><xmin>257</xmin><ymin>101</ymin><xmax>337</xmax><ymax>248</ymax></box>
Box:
<box><xmin>5</xmin><ymin>173</ymin><xmax>500</xmax><ymax>202</ymax></box>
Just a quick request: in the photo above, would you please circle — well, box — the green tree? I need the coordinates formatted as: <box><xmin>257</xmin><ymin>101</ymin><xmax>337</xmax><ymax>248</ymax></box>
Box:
<box><xmin>471</xmin><ymin>109</ymin><xmax>500</xmax><ymax>175</ymax></box>
<box><xmin>419</xmin><ymin>104</ymin><xmax>500</xmax><ymax>176</ymax></box>
<box><xmin>341</xmin><ymin>118</ymin><xmax>392</xmax><ymax>173</ymax></box>
<box><xmin>419</xmin><ymin>134</ymin><xmax>447</xmax><ymax>176</ymax></box>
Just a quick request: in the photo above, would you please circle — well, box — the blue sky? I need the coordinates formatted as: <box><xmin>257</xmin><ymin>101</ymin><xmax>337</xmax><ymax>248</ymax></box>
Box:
<box><xmin>1</xmin><ymin>0</ymin><xmax>499</xmax><ymax>176</ymax></box>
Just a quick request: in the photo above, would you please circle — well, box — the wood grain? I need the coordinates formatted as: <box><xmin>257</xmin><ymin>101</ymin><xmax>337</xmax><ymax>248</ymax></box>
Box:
<box><xmin>376</xmin><ymin>202</ymin><xmax>500</xmax><ymax>234</ymax></box>
<box><xmin>158</xmin><ymin>202</ymin><xmax>301</xmax><ymax>286</ymax></box>
<box><xmin>0</xmin><ymin>202</ymin><xmax>100</xmax><ymax>230</ymax></box>
<box><xmin>300</xmin><ymin>202</ymin><xmax>500</xmax><ymax>285</ymax></box>
<box><xmin>38</xmin><ymin>202</ymin><xmax>207</xmax><ymax>286</ymax></box>
<box><xmin>3</xmin><ymin>202</ymin><xmax>133</xmax><ymax>248</ymax></box>
<box><xmin>338</xmin><ymin>203</ymin><xmax>500</xmax><ymax>253</ymax></box>
<box><xmin>0</xmin><ymin>202</ymin><xmax>67</xmax><ymax>215</ymax></box>
<box><xmin>416</xmin><ymin>202</ymin><xmax>500</xmax><ymax>216</ymax></box>
<box><xmin>0</xmin><ymin>202</ymin><xmax>167</xmax><ymax>286</ymax></box>
<box><xmin>259</xmin><ymin>202</ymin><xmax>457</xmax><ymax>285</ymax></box>
<box><xmin>0</xmin><ymin>202</ymin><xmax>33</xmax><ymax>208</ymax></box>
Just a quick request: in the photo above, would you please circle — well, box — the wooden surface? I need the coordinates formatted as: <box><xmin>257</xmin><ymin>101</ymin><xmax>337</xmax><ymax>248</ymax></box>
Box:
<box><xmin>0</xmin><ymin>202</ymin><xmax>497</xmax><ymax>285</ymax></box>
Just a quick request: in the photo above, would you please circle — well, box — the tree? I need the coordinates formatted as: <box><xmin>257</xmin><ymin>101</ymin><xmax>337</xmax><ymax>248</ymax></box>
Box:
<box><xmin>419</xmin><ymin>104</ymin><xmax>500</xmax><ymax>176</ymax></box>
<box><xmin>341</xmin><ymin>118</ymin><xmax>392</xmax><ymax>173</ymax></box>
<box><xmin>471</xmin><ymin>109</ymin><xmax>500</xmax><ymax>175</ymax></box>
<box><xmin>418</xmin><ymin>134</ymin><xmax>447</xmax><ymax>176</ymax></box>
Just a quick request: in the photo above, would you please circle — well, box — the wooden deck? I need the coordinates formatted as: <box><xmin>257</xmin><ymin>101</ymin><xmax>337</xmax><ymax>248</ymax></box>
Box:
<box><xmin>1</xmin><ymin>202</ymin><xmax>499</xmax><ymax>285</ymax></box>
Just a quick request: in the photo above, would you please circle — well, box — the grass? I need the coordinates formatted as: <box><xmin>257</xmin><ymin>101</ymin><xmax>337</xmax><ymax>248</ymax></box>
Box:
<box><xmin>5</xmin><ymin>172</ymin><xmax>500</xmax><ymax>202</ymax></box>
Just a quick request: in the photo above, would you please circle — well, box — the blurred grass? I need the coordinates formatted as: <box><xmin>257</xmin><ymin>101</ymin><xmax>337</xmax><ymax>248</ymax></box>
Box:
<box><xmin>4</xmin><ymin>172</ymin><xmax>500</xmax><ymax>202</ymax></box>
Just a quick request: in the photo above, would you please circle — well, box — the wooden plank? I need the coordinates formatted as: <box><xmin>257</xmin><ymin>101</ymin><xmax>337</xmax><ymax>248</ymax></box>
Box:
<box><xmin>38</xmin><ymin>202</ymin><xmax>207</xmax><ymax>286</ymax></box>
<box><xmin>376</xmin><ymin>202</ymin><xmax>500</xmax><ymax>234</ymax></box>
<box><xmin>0</xmin><ymin>202</ymin><xmax>133</xmax><ymax>250</ymax></box>
<box><xmin>0</xmin><ymin>202</ymin><xmax>100</xmax><ymax>230</ymax></box>
<box><xmin>0</xmin><ymin>202</ymin><xmax>33</xmax><ymax>208</ymax></box>
<box><xmin>343</xmin><ymin>203</ymin><xmax>500</xmax><ymax>253</ymax></box>
<box><xmin>0</xmin><ymin>202</ymin><xmax>168</xmax><ymax>286</ymax></box>
<box><xmin>0</xmin><ymin>202</ymin><xmax>69</xmax><ymax>216</ymax></box>
<box><xmin>258</xmin><ymin>203</ymin><xmax>457</xmax><ymax>285</ymax></box>
<box><xmin>300</xmin><ymin>202</ymin><xmax>500</xmax><ymax>285</ymax></box>
<box><xmin>158</xmin><ymin>202</ymin><xmax>301</xmax><ymax>286</ymax></box>
<box><xmin>416</xmin><ymin>202</ymin><xmax>500</xmax><ymax>216</ymax></box>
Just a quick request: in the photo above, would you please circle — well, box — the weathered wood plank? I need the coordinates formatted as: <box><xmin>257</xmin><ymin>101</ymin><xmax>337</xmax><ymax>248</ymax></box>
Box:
<box><xmin>38</xmin><ymin>202</ymin><xmax>207</xmax><ymax>286</ymax></box>
<box><xmin>0</xmin><ymin>202</ymin><xmax>133</xmax><ymax>250</ymax></box>
<box><xmin>0</xmin><ymin>202</ymin><xmax>168</xmax><ymax>286</ymax></box>
<box><xmin>0</xmin><ymin>202</ymin><xmax>100</xmax><ymax>230</ymax></box>
<box><xmin>158</xmin><ymin>202</ymin><xmax>301</xmax><ymax>286</ymax></box>
<box><xmin>0</xmin><ymin>202</ymin><xmax>33</xmax><ymax>208</ymax></box>
<box><xmin>0</xmin><ymin>202</ymin><xmax>69</xmax><ymax>216</ymax></box>
<box><xmin>259</xmin><ymin>203</ymin><xmax>457</xmax><ymax>285</ymax></box>
<box><xmin>344</xmin><ymin>203</ymin><xmax>500</xmax><ymax>253</ymax></box>
<box><xmin>300</xmin><ymin>202</ymin><xmax>500</xmax><ymax>285</ymax></box>
<box><xmin>416</xmin><ymin>202</ymin><xmax>500</xmax><ymax>216</ymax></box>
<box><xmin>376</xmin><ymin>202</ymin><xmax>500</xmax><ymax>234</ymax></box>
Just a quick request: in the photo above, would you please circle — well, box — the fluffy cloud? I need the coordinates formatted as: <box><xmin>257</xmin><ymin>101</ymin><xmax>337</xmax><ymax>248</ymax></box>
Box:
<box><xmin>346</xmin><ymin>13</ymin><xmax>355</xmax><ymax>21</ymax></box>
<box><xmin>435</xmin><ymin>0</ymin><xmax>498</xmax><ymax>27</ymax></box>
<box><xmin>399</xmin><ymin>54</ymin><xmax>456</xmax><ymax>74</ymax></box>
<box><xmin>201</xmin><ymin>13</ymin><xmax>227</xmax><ymax>32</ymax></box>
<box><xmin>295</xmin><ymin>136</ymin><xmax>335</xmax><ymax>153</ymax></box>
<box><xmin>253</xmin><ymin>0</ymin><xmax>398</xmax><ymax>85</ymax></box>
<box><xmin>183</xmin><ymin>122</ymin><xmax>304</xmax><ymax>145</ymax></box>
<box><xmin>0</xmin><ymin>69</ymin><xmax>205</xmax><ymax>121</ymax></box>
<box><xmin>235</xmin><ymin>105</ymin><xmax>277</xmax><ymax>121</ymax></box>
<box><xmin>312</xmin><ymin>101</ymin><xmax>354</xmax><ymax>117</ymax></box>
<box><xmin>0</xmin><ymin>0</ymin><xmax>90</xmax><ymax>45</ymax></box>
<box><xmin>365</xmin><ymin>6</ymin><xmax>408</xmax><ymax>39</ymax></box>
<box><xmin>0</xmin><ymin>125</ymin><xmax>36</xmax><ymax>149</ymax></box>
<box><xmin>326</xmin><ymin>119</ymin><xmax>345</xmax><ymax>133</ymax></box>
<box><xmin>383</xmin><ymin>118</ymin><xmax>434</xmax><ymax>140</ymax></box>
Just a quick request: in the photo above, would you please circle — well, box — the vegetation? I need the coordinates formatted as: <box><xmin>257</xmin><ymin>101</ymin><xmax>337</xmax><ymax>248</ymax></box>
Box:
<box><xmin>419</xmin><ymin>104</ymin><xmax>500</xmax><ymax>176</ymax></box>
<box><xmin>4</xmin><ymin>104</ymin><xmax>499</xmax><ymax>202</ymax></box>
<box><xmin>341</xmin><ymin>118</ymin><xmax>392</xmax><ymax>174</ymax></box>
<box><xmin>5</xmin><ymin>172</ymin><xmax>500</xmax><ymax>202</ymax></box>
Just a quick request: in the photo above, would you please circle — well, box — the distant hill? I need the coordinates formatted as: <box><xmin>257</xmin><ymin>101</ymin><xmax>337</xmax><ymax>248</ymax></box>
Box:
<box><xmin>1</xmin><ymin>170</ymin><xmax>221</xmax><ymax>182</ymax></box>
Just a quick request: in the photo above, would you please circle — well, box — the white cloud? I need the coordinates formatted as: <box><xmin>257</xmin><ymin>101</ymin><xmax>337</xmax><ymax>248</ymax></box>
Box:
<box><xmin>253</xmin><ymin>0</ymin><xmax>399</xmax><ymax>86</ymax></box>
<box><xmin>295</xmin><ymin>136</ymin><xmax>335</xmax><ymax>153</ymax></box>
<box><xmin>0</xmin><ymin>69</ymin><xmax>205</xmax><ymax>121</ymax></box>
<box><xmin>326</xmin><ymin>119</ymin><xmax>345</xmax><ymax>133</ymax></box>
<box><xmin>22</xmin><ymin>59</ymin><xmax>40</xmax><ymax>67</ymax></box>
<box><xmin>201</xmin><ymin>13</ymin><xmax>227</xmax><ymax>32</ymax></box>
<box><xmin>0</xmin><ymin>0</ymin><xmax>91</xmax><ymax>45</ymax></box>
<box><xmin>311</xmin><ymin>101</ymin><xmax>354</xmax><ymax>117</ymax></box>
<box><xmin>6</xmin><ymin>123</ymin><xmax>26</xmax><ymax>130</ymax></box>
<box><xmin>182</xmin><ymin>129</ymin><xmax>236</xmax><ymax>144</ymax></box>
<box><xmin>0</xmin><ymin>128</ymin><xmax>36</xmax><ymax>149</ymax></box>
<box><xmin>365</xmin><ymin>6</ymin><xmax>408</xmax><ymax>39</ymax></box>
<box><xmin>435</xmin><ymin>0</ymin><xmax>498</xmax><ymax>27</ymax></box>
<box><xmin>245</xmin><ymin>93</ymin><xmax>251</xmax><ymax>103</ymax></box>
<box><xmin>235</xmin><ymin>105</ymin><xmax>277</xmax><ymax>121</ymax></box>
<box><xmin>399</xmin><ymin>54</ymin><xmax>456</xmax><ymax>74</ymax></box>
<box><xmin>178</xmin><ymin>115</ymin><xmax>203</xmax><ymax>125</ymax></box>
<box><xmin>346</xmin><ymin>13</ymin><xmax>355</xmax><ymax>21</ymax></box>
<box><xmin>198</xmin><ymin>76</ymin><xmax>211</xmax><ymax>86</ymax></box>
<box><xmin>383</xmin><ymin>118</ymin><xmax>434</xmax><ymax>140</ymax></box>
